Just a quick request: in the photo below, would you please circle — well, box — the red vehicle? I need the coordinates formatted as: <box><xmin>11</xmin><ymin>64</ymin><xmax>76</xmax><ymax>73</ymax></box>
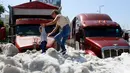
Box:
<box><xmin>70</xmin><ymin>13</ymin><xmax>130</xmax><ymax>58</ymax></box>
<box><xmin>8</xmin><ymin>1</ymin><xmax>60</xmax><ymax>52</ymax></box>
<box><xmin>0</xmin><ymin>24</ymin><xmax>6</xmax><ymax>41</ymax></box>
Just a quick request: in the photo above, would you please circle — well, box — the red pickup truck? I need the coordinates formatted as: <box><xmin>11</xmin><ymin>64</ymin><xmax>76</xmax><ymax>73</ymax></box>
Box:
<box><xmin>70</xmin><ymin>13</ymin><xmax>130</xmax><ymax>58</ymax></box>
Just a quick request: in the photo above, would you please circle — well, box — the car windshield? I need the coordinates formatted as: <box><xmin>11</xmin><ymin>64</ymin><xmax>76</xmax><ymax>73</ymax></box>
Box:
<box><xmin>84</xmin><ymin>26</ymin><xmax>122</xmax><ymax>37</ymax></box>
<box><xmin>16</xmin><ymin>25</ymin><xmax>59</xmax><ymax>36</ymax></box>
<box><xmin>16</xmin><ymin>25</ymin><xmax>40</xmax><ymax>36</ymax></box>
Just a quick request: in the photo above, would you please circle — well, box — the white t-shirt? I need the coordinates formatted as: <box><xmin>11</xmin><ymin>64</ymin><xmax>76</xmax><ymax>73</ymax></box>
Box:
<box><xmin>40</xmin><ymin>26</ymin><xmax>47</xmax><ymax>42</ymax></box>
<box><xmin>56</xmin><ymin>14</ymin><xmax>70</xmax><ymax>28</ymax></box>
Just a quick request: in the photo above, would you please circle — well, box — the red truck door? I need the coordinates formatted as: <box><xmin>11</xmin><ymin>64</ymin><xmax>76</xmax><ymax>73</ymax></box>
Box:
<box><xmin>0</xmin><ymin>27</ymin><xmax>6</xmax><ymax>40</ymax></box>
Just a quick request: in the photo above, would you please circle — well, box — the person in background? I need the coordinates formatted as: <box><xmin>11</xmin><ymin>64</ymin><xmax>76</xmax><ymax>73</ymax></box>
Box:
<box><xmin>41</xmin><ymin>10</ymin><xmax>70</xmax><ymax>54</ymax></box>
<box><xmin>39</xmin><ymin>25</ymin><xmax>47</xmax><ymax>53</ymax></box>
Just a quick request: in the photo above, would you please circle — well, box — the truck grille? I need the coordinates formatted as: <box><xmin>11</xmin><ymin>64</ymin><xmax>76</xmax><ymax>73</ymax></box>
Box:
<box><xmin>102</xmin><ymin>46</ymin><xmax>130</xmax><ymax>58</ymax></box>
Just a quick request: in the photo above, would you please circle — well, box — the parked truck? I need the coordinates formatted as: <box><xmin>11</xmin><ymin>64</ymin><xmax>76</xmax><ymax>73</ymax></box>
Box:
<box><xmin>70</xmin><ymin>13</ymin><xmax>130</xmax><ymax>58</ymax></box>
<box><xmin>8</xmin><ymin>1</ymin><xmax>61</xmax><ymax>52</ymax></box>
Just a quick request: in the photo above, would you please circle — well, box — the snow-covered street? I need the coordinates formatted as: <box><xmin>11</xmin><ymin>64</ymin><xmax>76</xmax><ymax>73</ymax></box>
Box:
<box><xmin>0</xmin><ymin>43</ymin><xmax>130</xmax><ymax>73</ymax></box>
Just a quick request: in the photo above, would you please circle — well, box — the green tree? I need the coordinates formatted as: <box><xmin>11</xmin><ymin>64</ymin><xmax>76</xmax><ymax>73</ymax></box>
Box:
<box><xmin>0</xmin><ymin>4</ymin><xmax>5</xmax><ymax>17</ymax></box>
<box><xmin>0</xmin><ymin>19</ymin><xmax>4</xmax><ymax>27</ymax></box>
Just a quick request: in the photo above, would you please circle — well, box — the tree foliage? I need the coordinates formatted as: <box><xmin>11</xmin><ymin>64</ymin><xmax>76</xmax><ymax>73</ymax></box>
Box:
<box><xmin>0</xmin><ymin>4</ymin><xmax>5</xmax><ymax>14</ymax></box>
<box><xmin>0</xmin><ymin>19</ymin><xmax>4</xmax><ymax>27</ymax></box>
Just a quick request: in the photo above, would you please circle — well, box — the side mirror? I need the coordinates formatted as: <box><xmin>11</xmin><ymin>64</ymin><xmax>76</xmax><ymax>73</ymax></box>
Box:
<box><xmin>123</xmin><ymin>33</ymin><xmax>129</xmax><ymax>41</ymax></box>
<box><xmin>122</xmin><ymin>30</ymin><xmax>130</xmax><ymax>42</ymax></box>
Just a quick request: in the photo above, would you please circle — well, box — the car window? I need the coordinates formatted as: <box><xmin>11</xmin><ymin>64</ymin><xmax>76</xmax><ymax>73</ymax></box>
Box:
<box><xmin>16</xmin><ymin>24</ymin><xmax>59</xmax><ymax>36</ymax></box>
<box><xmin>84</xmin><ymin>26</ymin><xmax>122</xmax><ymax>37</ymax></box>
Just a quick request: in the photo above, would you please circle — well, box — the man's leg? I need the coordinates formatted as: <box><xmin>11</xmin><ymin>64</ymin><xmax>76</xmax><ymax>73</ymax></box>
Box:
<box><xmin>54</xmin><ymin>32</ymin><xmax>63</xmax><ymax>46</ymax></box>
<box><xmin>60</xmin><ymin>35</ymin><xmax>69</xmax><ymax>54</ymax></box>
<box><xmin>61</xmin><ymin>35</ymin><xmax>69</xmax><ymax>46</ymax></box>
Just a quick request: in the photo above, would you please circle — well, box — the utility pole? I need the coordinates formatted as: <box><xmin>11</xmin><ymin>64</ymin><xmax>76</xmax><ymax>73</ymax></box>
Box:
<box><xmin>98</xmin><ymin>5</ymin><xmax>104</xmax><ymax>13</ymax></box>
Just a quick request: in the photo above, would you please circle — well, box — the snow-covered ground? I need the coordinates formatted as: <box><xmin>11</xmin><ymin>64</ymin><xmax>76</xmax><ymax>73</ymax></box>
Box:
<box><xmin>0</xmin><ymin>43</ymin><xmax>130</xmax><ymax>73</ymax></box>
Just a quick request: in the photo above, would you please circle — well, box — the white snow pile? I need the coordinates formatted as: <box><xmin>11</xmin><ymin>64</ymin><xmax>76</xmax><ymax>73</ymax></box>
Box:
<box><xmin>0</xmin><ymin>43</ymin><xmax>130</xmax><ymax>73</ymax></box>
<box><xmin>0</xmin><ymin>43</ymin><xmax>19</xmax><ymax>56</ymax></box>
